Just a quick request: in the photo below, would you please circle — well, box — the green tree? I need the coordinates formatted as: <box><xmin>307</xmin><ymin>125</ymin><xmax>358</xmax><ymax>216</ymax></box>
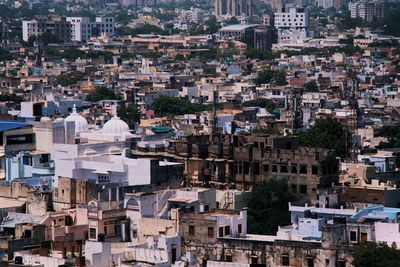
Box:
<box><xmin>151</xmin><ymin>96</ymin><xmax>206</xmax><ymax>116</ymax></box>
<box><xmin>56</xmin><ymin>73</ymin><xmax>84</xmax><ymax>86</ymax></box>
<box><xmin>0</xmin><ymin>93</ymin><xmax>23</xmax><ymax>103</ymax></box>
<box><xmin>254</xmin><ymin>69</ymin><xmax>287</xmax><ymax>86</ymax></box>
<box><xmin>226</xmin><ymin>17</ymin><xmax>239</xmax><ymax>25</ymax></box>
<box><xmin>117</xmin><ymin>102</ymin><xmax>140</xmax><ymax>128</ymax></box>
<box><xmin>86</xmin><ymin>86</ymin><xmax>121</xmax><ymax>102</ymax></box>
<box><xmin>242</xmin><ymin>98</ymin><xmax>277</xmax><ymax>113</ymax></box>
<box><xmin>299</xmin><ymin>117</ymin><xmax>349</xmax><ymax>158</ymax></box>
<box><xmin>246</xmin><ymin>179</ymin><xmax>296</xmax><ymax>235</ymax></box>
<box><xmin>252</xmin><ymin>126</ymin><xmax>281</xmax><ymax>135</ymax></box>
<box><xmin>304</xmin><ymin>80</ymin><xmax>319</xmax><ymax>92</ymax></box>
<box><xmin>353</xmin><ymin>242</ymin><xmax>400</xmax><ymax>267</ymax></box>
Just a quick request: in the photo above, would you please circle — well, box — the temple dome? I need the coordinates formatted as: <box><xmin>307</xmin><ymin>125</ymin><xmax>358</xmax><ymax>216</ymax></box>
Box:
<box><xmin>102</xmin><ymin>115</ymin><xmax>130</xmax><ymax>136</ymax></box>
<box><xmin>65</xmin><ymin>105</ymin><xmax>88</xmax><ymax>133</ymax></box>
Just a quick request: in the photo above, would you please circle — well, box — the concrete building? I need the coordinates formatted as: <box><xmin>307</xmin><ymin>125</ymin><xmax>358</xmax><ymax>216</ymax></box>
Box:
<box><xmin>349</xmin><ymin>0</ymin><xmax>384</xmax><ymax>22</ymax></box>
<box><xmin>66</xmin><ymin>17</ymin><xmax>115</xmax><ymax>42</ymax></box>
<box><xmin>274</xmin><ymin>5</ymin><xmax>309</xmax><ymax>44</ymax></box>
<box><xmin>215</xmin><ymin>0</ymin><xmax>253</xmax><ymax>17</ymax></box>
<box><xmin>22</xmin><ymin>16</ymin><xmax>71</xmax><ymax>42</ymax></box>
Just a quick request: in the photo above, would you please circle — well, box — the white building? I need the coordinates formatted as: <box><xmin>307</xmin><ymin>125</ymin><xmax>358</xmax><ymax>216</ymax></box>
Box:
<box><xmin>274</xmin><ymin>6</ymin><xmax>309</xmax><ymax>44</ymax></box>
<box><xmin>52</xmin><ymin>107</ymin><xmax>182</xmax><ymax>188</ymax></box>
<box><xmin>66</xmin><ymin>17</ymin><xmax>115</xmax><ymax>42</ymax></box>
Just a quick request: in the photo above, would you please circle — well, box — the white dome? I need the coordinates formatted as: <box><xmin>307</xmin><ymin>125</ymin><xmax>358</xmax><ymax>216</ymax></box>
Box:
<box><xmin>102</xmin><ymin>116</ymin><xmax>130</xmax><ymax>135</ymax></box>
<box><xmin>65</xmin><ymin>105</ymin><xmax>88</xmax><ymax>134</ymax></box>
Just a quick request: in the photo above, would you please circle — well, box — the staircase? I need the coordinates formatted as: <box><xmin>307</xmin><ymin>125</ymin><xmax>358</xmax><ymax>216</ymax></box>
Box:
<box><xmin>219</xmin><ymin>191</ymin><xmax>234</xmax><ymax>210</ymax></box>
<box><xmin>155</xmin><ymin>190</ymin><xmax>176</xmax><ymax>219</ymax></box>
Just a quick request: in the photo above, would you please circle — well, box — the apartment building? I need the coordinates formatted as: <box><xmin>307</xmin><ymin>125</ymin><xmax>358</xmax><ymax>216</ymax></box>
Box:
<box><xmin>274</xmin><ymin>5</ymin><xmax>309</xmax><ymax>44</ymax></box>
<box><xmin>215</xmin><ymin>0</ymin><xmax>253</xmax><ymax>17</ymax></box>
<box><xmin>66</xmin><ymin>17</ymin><xmax>115</xmax><ymax>42</ymax></box>
<box><xmin>349</xmin><ymin>0</ymin><xmax>384</xmax><ymax>22</ymax></box>
<box><xmin>22</xmin><ymin>15</ymin><xmax>71</xmax><ymax>42</ymax></box>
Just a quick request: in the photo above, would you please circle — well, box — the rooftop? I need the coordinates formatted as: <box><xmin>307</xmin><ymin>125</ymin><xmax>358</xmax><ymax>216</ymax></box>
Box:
<box><xmin>219</xmin><ymin>24</ymin><xmax>259</xmax><ymax>31</ymax></box>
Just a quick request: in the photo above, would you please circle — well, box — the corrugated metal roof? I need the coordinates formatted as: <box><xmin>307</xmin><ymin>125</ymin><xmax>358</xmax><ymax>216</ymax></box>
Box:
<box><xmin>0</xmin><ymin>121</ymin><xmax>30</xmax><ymax>132</ymax></box>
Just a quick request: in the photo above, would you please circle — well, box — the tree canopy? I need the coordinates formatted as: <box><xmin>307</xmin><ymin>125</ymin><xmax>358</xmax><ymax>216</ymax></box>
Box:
<box><xmin>242</xmin><ymin>98</ymin><xmax>277</xmax><ymax>113</ymax></box>
<box><xmin>246</xmin><ymin>179</ymin><xmax>296</xmax><ymax>235</ymax></box>
<box><xmin>353</xmin><ymin>242</ymin><xmax>400</xmax><ymax>267</ymax></box>
<box><xmin>86</xmin><ymin>86</ymin><xmax>122</xmax><ymax>102</ymax></box>
<box><xmin>254</xmin><ymin>69</ymin><xmax>287</xmax><ymax>86</ymax></box>
<box><xmin>56</xmin><ymin>73</ymin><xmax>84</xmax><ymax>86</ymax></box>
<box><xmin>117</xmin><ymin>102</ymin><xmax>140</xmax><ymax>129</ymax></box>
<box><xmin>299</xmin><ymin>117</ymin><xmax>349</xmax><ymax>158</ymax></box>
<box><xmin>151</xmin><ymin>96</ymin><xmax>207</xmax><ymax>117</ymax></box>
<box><xmin>304</xmin><ymin>80</ymin><xmax>319</xmax><ymax>92</ymax></box>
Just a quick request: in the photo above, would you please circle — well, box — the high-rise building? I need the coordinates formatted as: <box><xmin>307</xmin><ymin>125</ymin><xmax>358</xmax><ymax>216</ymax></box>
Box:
<box><xmin>349</xmin><ymin>0</ymin><xmax>384</xmax><ymax>22</ymax></box>
<box><xmin>0</xmin><ymin>17</ymin><xmax>8</xmax><ymax>40</ymax></box>
<box><xmin>22</xmin><ymin>16</ymin><xmax>71</xmax><ymax>42</ymax></box>
<box><xmin>274</xmin><ymin>5</ymin><xmax>309</xmax><ymax>44</ymax></box>
<box><xmin>215</xmin><ymin>0</ymin><xmax>253</xmax><ymax>17</ymax></box>
<box><xmin>67</xmin><ymin>17</ymin><xmax>115</xmax><ymax>42</ymax></box>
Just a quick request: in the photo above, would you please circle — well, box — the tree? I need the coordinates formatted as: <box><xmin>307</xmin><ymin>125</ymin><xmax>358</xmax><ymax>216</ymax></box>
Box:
<box><xmin>242</xmin><ymin>98</ymin><xmax>277</xmax><ymax>113</ymax></box>
<box><xmin>304</xmin><ymin>80</ymin><xmax>319</xmax><ymax>92</ymax></box>
<box><xmin>226</xmin><ymin>17</ymin><xmax>239</xmax><ymax>25</ymax></box>
<box><xmin>56</xmin><ymin>73</ymin><xmax>84</xmax><ymax>86</ymax></box>
<box><xmin>86</xmin><ymin>86</ymin><xmax>121</xmax><ymax>102</ymax></box>
<box><xmin>254</xmin><ymin>69</ymin><xmax>287</xmax><ymax>86</ymax></box>
<box><xmin>376</xmin><ymin>125</ymin><xmax>400</xmax><ymax>148</ymax></box>
<box><xmin>299</xmin><ymin>117</ymin><xmax>349</xmax><ymax>158</ymax></box>
<box><xmin>246</xmin><ymin>179</ymin><xmax>296</xmax><ymax>235</ymax></box>
<box><xmin>0</xmin><ymin>93</ymin><xmax>23</xmax><ymax>103</ymax></box>
<box><xmin>151</xmin><ymin>96</ymin><xmax>206</xmax><ymax>117</ymax></box>
<box><xmin>353</xmin><ymin>242</ymin><xmax>400</xmax><ymax>267</ymax></box>
<box><xmin>252</xmin><ymin>126</ymin><xmax>281</xmax><ymax>135</ymax></box>
<box><xmin>117</xmin><ymin>102</ymin><xmax>140</xmax><ymax>128</ymax></box>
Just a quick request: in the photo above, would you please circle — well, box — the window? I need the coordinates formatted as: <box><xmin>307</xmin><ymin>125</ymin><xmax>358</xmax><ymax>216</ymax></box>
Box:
<box><xmin>208</xmin><ymin>227</ymin><xmax>214</xmax><ymax>238</ymax></box>
<box><xmin>361</xmin><ymin>232</ymin><xmax>368</xmax><ymax>242</ymax></box>
<box><xmin>312</xmin><ymin>166</ymin><xmax>319</xmax><ymax>175</ymax></box>
<box><xmin>224</xmin><ymin>225</ymin><xmax>230</xmax><ymax>236</ymax></box>
<box><xmin>225</xmin><ymin>255</ymin><xmax>232</xmax><ymax>262</ymax></box>
<box><xmin>338</xmin><ymin>260</ymin><xmax>346</xmax><ymax>267</ymax></box>
<box><xmin>272</xmin><ymin>165</ymin><xmax>278</xmax><ymax>172</ymax></box>
<box><xmin>280</xmin><ymin>165</ymin><xmax>288</xmax><ymax>173</ymax></box>
<box><xmin>104</xmin><ymin>226</ymin><xmax>108</xmax><ymax>236</ymax></box>
<box><xmin>291</xmin><ymin>165</ymin><xmax>298</xmax><ymax>173</ymax></box>
<box><xmin>263</xmin><ymin>164</ymin><xmax>269</xmax><ymax>172</ymax></box>
<box><xmin>300</xmin><ymin>165</ymin><xmax>307</xmax><ymax>174</ymax></box>
<box><xmin>300</xmin><ymin>185</ymin><xmax>307</xmax><ymax>194</ymax></box>
<box><xmin>307</xmin><ymin>257</ymin><xmax>314</xmax><ymax>267</ymax></box>
<box><xmin>325</xmin><ymin>259</ymin><xmax>329</xmax><ymax>266</ymax></box>
<box><xmin>114</xmin><ymin>224</ymin><xmax>120</xmax><ymax>235</ymax></box>
<box><xmin>238</xmin><ymin>224</ymin><xmax>242</xmax><ymax>234</ymax></box>
<box><xmin>98</xmin><ymin>175</ymin><xmax>110</xmax><ymax>184</ymax></box>
<box><xmin>219</xmin><ymin>227</ymin><xmax>224</xmax><ymax>237</ymax></box>
<box><xmin>89</xmin><ymin>228</ymin><xmax>96</xmax><ymax>239</ymax></box>
<box><xmin>281</xmin><ymin>255</ymin><xmax>289</xmax><ymax>266</ymax></box>
<box><xmin>132</xmin><ymin>229</ymin><xmax>138</xmax><ymax>239</ymax></box>
<box><xmin>254</xmin><ymin>162</ymin><xmax>260</xmax><ymax>175</ymax></box>
<box><xmin>350</xmin><ymin>231</ymin><xmax>357</xmax><ymax>242</ymax></box>
<box><xmin>189</xmin><ymin>225</ymin><xmax>195</xmax><ymax>236</ymax></box>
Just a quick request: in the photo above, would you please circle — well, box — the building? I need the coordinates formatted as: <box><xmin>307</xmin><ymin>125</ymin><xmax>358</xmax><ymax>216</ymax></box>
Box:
<box><xmin>274</xmin><ymin>5</ymin><xmax>310</xmax><ymax>44</ymax></box>
<box><xmin>0</xmin><ymin>18</ymin><xmax>8</xmax><ymax>40</ymax></box>
<box><xmin>219</xmin><ymin>24</ymin><xmax>277</xmax><ymax>51</ymax></box>
<box><xmin>66</xmin><ymin>17</ymin><xmax>115</xmax><ymax>42</ymax></box>
<box><xmin>22</xmin><ymin>16</ymin><xmax>71</xmax><ymax>42</ymax></box>
<box><xmin>181</xmin><ymin>8</ymin><xmax>205</xmax><ymax>23</ymax></box>
<box><xmin>349</xmin><ymin>0</ymin><xmax>384</xmax><ymax>22</ymax></box>
<box><xmin>215</xmin><ymin>0</ymin><xmax>253</xmax><ymax>17</ymax></box>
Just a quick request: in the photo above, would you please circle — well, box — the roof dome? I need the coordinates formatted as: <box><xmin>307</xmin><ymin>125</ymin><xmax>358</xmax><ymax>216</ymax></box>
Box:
<box><xmin>65</xmin><ymin>105</ymin><xmax>88</xmax><ymax>133</ymax></box>
<box><xmin>102</xmin><ymin>115</ymin><xmax>130</xmax><ymax>135</ymax></box>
